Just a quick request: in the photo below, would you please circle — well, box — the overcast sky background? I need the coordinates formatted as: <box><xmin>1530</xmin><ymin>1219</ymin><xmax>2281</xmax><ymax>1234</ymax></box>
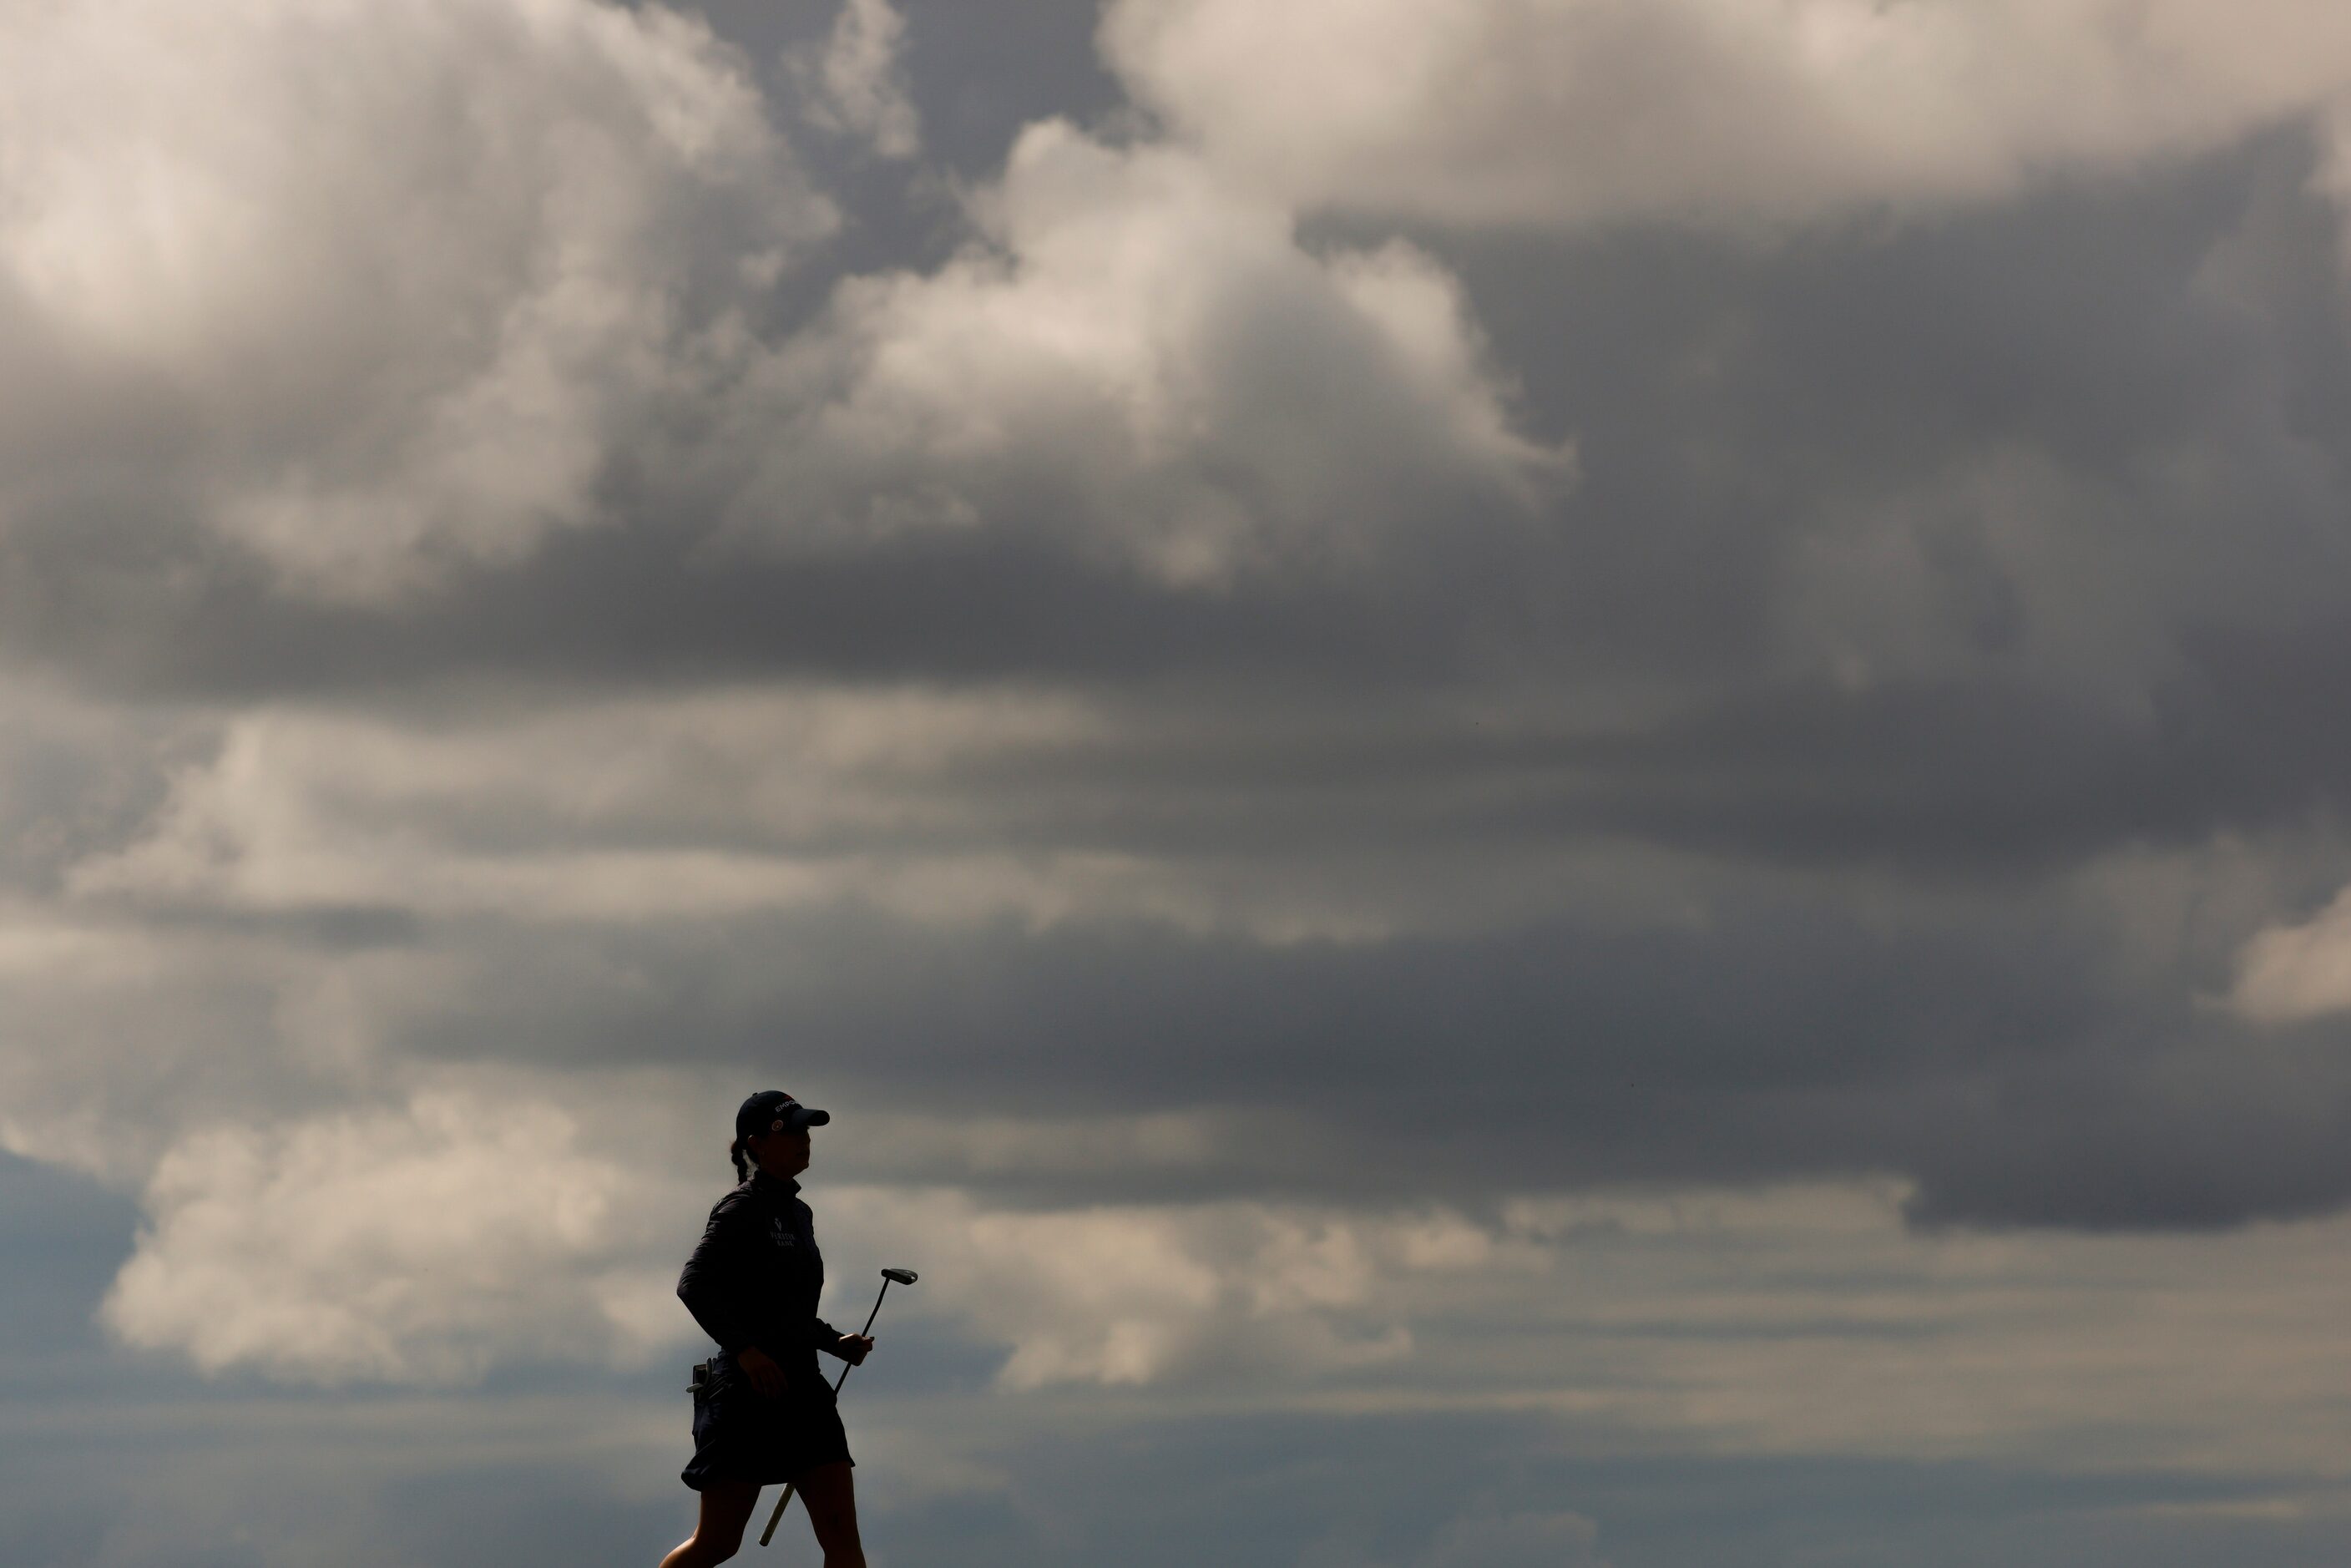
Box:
<box><xmin>9</xmin><ymin>2</ymin><xmax>2351</xmax><ymax>1563</ymax></box>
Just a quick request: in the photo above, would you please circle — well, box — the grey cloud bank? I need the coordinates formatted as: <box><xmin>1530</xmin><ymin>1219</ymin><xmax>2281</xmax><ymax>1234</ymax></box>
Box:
<box><xmin>8</xmin><ymin>0</ymin><xmax>2351</xmax><ymax>1563</ymax></box>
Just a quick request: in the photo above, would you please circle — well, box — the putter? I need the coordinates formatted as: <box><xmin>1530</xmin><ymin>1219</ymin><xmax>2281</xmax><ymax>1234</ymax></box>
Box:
<box><xmin>759</xmin><ymin>1267</ymin><xmax>918</xmax><ymax>1548</ymax></box>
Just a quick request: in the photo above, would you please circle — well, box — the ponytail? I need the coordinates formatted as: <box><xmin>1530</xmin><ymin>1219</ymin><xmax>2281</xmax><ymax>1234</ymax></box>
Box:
<box><xmin>730</xmin><ymin>1136</ymin><xmax>750</xmax><ymax>1182</ymax></box>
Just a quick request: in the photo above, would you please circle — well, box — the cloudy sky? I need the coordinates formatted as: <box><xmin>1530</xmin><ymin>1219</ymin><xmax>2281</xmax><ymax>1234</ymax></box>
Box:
<box><xmin>8</xmin><ymin>1</ymin><xmax>2351</xmax><ymax>1562</ymax></box>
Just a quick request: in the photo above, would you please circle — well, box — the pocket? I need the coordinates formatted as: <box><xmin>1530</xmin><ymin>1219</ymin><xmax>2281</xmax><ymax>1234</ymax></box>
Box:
<box><xmin>695</xmin><ymin>1358</ymin><xmax>744</xmax><ymax>1405</ymax></box>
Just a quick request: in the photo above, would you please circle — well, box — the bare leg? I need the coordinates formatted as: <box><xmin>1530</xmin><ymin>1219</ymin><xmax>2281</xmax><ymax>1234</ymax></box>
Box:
<box><xmin>660</xmin><ymin>1480</ymin><xmax>759</xmax><ymax>1567</ymax></box>
<box><xmin>795</xmin><ymin>1462</ymin><xmax>867</xmax><ymax>1568</ymax></box>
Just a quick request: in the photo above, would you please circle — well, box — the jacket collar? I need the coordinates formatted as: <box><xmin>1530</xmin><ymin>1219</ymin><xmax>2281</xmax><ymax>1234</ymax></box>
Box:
<box><xmin>750</xmin><ymin>1169</ymin><xmax>801</xmax><ymax>1198</ymax></box>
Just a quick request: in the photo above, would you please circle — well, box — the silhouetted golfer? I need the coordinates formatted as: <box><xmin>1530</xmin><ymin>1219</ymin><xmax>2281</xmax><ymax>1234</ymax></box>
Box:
<box><xmin>660</xmin><ymin>1090</ymin><xmax>874</xmax><ymax>1568</ymax></box>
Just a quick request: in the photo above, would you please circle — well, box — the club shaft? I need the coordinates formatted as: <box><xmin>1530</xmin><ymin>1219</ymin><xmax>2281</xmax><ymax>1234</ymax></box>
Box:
<box><xmin>833</xmin><ymin>1278</ymin><xmax>890</xmax><ymax>1393</ymax></box>
<box><xmin>759</xmin><ymin>1278</ymin><xmax>893</xmax><ymax>1547</ymax></box>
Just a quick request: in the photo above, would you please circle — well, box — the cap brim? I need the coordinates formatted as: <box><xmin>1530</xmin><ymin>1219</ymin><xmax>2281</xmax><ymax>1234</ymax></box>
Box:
<box><xmin>785</xmin><ymin>1105</ymin><xmax>830</xmax><ymax>1129</ymax></box>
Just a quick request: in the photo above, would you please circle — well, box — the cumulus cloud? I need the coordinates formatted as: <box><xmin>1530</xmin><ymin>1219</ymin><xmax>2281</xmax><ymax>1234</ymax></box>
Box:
<box><xmin>715</xmin><ymin>120</ymin><xmax>1570</xmax><ymax>584</ymax></box>
<box><xmin>788</xmin><ymin>0</ymin><xmax>923</xmax><ymax>159</ymax></box>
<box><xmin>0</xmin><ymin>0</ymin><xmax>1576</xmax><ymax>620</ymax></box>
<box><xmin>1102</xmin><ymin>0</ymin><xmax>2351</xmax><ymax>230</ymax></box>
<box><xmin>98</xmin><ymin>1098</ymin><xmax>1540</xmax><ymax>1392</ymax></box>
<box><xmin>0</xmin><ymin>0</ymin><xmax>833</xmax><ymax>601</ymax></box>
<box><xmin>2230</xmin><ymin>883</ymin><xmax>2351</xmax><ymax>1022</ymax></box>
<box><xmin>90</xmin><ymin>1080</ymin><xmax>1538</xmax><ymax>1394</ymax></box>
<box><xmin>826</xmin><ymin>1186</ymin><xmax>1532</xmax><ymax>1389</ymax></box>
<box><xmin>100</xmin><ymin>1090</ymin><xmax>696</xmax><ymax>1383</ymax></box>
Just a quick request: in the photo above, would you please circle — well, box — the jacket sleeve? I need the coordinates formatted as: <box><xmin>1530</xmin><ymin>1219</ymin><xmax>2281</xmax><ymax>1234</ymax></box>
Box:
<box><xmin>677</xmin><ymin>1196</ymin><xmax>765</xmax><ymax>1354</ymax></box>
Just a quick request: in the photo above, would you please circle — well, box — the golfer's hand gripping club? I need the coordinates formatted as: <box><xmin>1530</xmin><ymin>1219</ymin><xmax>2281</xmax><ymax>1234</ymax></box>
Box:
<box><xmin>759</xmin><ymin>1268</ymin><xmax>918</xmax><ymax>1548</ymax></box>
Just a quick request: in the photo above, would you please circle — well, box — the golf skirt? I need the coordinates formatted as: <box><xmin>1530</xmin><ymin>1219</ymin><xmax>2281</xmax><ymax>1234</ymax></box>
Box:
<box><xmin>680</xmin><ymin>1353</ymin><xmax>853</xmax><ymax>1491</ymax></box>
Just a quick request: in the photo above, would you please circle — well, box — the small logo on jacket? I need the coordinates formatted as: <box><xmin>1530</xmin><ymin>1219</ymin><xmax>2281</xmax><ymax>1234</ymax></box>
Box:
<box><xmin>770</xmin><ymin>1217</ymin><xmax>796</xmax><ymax>1248</ymax></box>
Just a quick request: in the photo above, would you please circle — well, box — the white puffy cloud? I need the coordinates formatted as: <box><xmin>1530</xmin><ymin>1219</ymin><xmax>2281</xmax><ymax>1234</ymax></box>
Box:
<box><xmin>88</xmin><ymin>1075</ymin><xmax>1529</xmax><ymax>1393</ymax></box>
<box><xmin>100</xmin><ymin>1090</ymin><xmax>699</xmax><ymax>1384</ymax></box>
<box><xmin>78</xmin><ymin>1055</ymin><xmax>1480</xmax><ymax>1389</ymax></box>
<box><xmin>2230</xmin><ymin>882</ymin><xmax>2351</xmax><ymax>1022</ymax></box>
<box><xmin>718</xmin><ymin>120</ymin><xmax>1570</xmax><ymax>584</ymax></box>
<box><xmin>1102</xmin><ymin>0</ymin><xmax>2351</xmax><ymax>230</ymax></box>
<box><xmin>0</xmin><ymin>0</ymin><xmax>1575</xmax><ymax>609</ymax></box>
<box><xmin>0</xmin><ymin>0</ymin><xmax>1601</xmax><ymax>624</ymax></box>
<box><xmin>0</xmin><ymin>0</ymin><xmax>833</xmax><ymax>599</ymax></box>
<box><xmin>822</xmin><ymin>1186</ymin><xmax>1532</xmax><ymax>1390</ymax></box>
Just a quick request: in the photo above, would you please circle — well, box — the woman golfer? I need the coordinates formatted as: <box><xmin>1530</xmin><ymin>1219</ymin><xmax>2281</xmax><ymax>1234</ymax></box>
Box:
<box><xmin>660</xmin><ymin>1090</ymin><xmax>874</xmax><ymax>1568</ymax></box>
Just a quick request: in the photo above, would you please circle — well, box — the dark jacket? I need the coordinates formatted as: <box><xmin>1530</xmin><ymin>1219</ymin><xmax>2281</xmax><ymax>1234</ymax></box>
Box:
<box><xmin>676</xmin><ymin>1171</ymin><xmax>849</xmax><ymax>1387</ymax></box>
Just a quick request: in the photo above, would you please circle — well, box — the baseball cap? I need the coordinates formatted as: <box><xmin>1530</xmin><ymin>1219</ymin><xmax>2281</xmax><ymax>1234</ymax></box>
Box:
<box><xmin>736</xmin><ymin>1090</ymin><xmax>830</xmax><ymax>1139</ymax></box>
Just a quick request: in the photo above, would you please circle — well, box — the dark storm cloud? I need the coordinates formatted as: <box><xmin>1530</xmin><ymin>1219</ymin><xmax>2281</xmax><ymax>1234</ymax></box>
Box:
<box><xmin>335</xmin><ymin>884</ymin><xmax>2348</xmax><ymax>1230</ymax></box>
<box><xmin>10</xmin><ymin>0</ymin><xmax>2351</xmax><ymax>1252</ymax></box>
<box><xmin>1553</xmin><ymin>661</ymin><xmax>2351</xmax><ymax>874</ymax></box>
<box><xmin>33</xmin><ymin>592</ymin><xmax>2351</xmax><ymax>892</ymax></box>
<box><xmin>3</xmin><ymin>139</ymin><xmax>2343</xmax><ymax>945</ymax></box>
<box><xmin>0</xmin><ymin>519</ymin><xmax>1498</xmax><ymax>698</ymax></box>
<box><xmin>9</xmin><ymin>131</ymin><xmax>2344</xmax><ymax>862</ymax></box>
<box><xmin>1892</xmin><ymin>1025</ymin><xmax>2351</xmax><ymax>1231</ymax></box>
<box><xmin>9</xmin><ymin>117</ymin><xmax>2351</xmax><ymax>1233</ymax></box>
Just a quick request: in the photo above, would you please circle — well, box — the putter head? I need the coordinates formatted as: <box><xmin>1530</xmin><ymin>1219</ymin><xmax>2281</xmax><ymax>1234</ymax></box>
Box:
<box><xmin>881</xmin><ymin>1267</ymin><xmax>918</xmax><ymax>1286</ymax></box>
